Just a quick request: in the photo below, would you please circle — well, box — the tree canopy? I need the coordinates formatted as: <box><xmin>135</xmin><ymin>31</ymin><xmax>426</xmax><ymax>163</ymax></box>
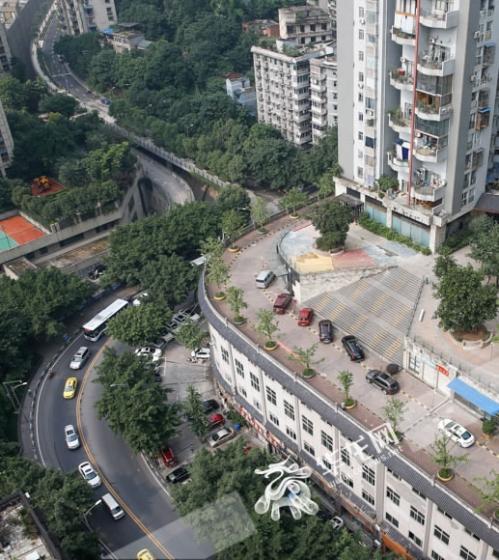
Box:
<box><xmin>313</xmin><ymin>201</ymin><xmax>353</xmax><ymax>251</ymax></box>
<box><xmin>469</xmin><ymin>216</ymin><xmax>499</xmax><ymax>284</ymax></box>
<box><xmin>107</xmin><ymin>302</ymin><xmax>171</xmax><ymax>347</ymax></box>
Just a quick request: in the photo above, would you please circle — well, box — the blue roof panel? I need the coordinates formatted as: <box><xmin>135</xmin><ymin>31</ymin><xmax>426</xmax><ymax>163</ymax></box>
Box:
<box><xmin>447</xmin><ymin>378</ymin><xmax>499</xmax><ymax>416</ymax></box>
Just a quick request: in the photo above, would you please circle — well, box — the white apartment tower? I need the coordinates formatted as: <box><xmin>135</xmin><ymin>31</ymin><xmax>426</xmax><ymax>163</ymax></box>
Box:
<box><xmin>310</xmin><ymin>54</ymin><xmax>338</xmax><ymax>143</ymax></box>
<box><xmin>0</xmin><ymin>99</ymin><xmax>14</xmax><ymax>177</ymax></box>
<box><xmin>335</xmin><ymin>0</ymin><xmax>499</xmax><ymax>251</ymax></box>
<box><xmin>56</xmin><ymin>0</ymin><xmax>117</xmax><ymax>35</ymax></box>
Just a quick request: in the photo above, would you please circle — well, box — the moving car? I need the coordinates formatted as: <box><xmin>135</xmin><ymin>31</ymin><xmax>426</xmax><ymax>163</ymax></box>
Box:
<box><xmin>273</xmin><ymin>293</ymin><xmax>292</xmax><ymax>314</ymax></box>
<box><xmin>366</xmin><ymin>370</ymin><xmax>399</xmax><ymax>395</ymax></box>
<box><xmin>166</xmin><ymin>466</ymin><xmax>190</xmax><ymax>484</ymax></box>
<box><xmin>136</xmin><ymin>549</ymin><xmax>154</xmax><ymax>560</ymax></box>
<box><xmin>78</xmin><ymin>461</ymin><xmax>101</xmax><ymax>488</ymax></box>
<box><xmin>298</xmin><ymin>308</ymin><xmax>314</xmax><ymax>326</ymax></box>
<box><xmin>63</xmin><ymin>377</ymin><xmax>78</xmax><ymax>399</ymax></box>
<box><xmin>102</xmin><ymin>493</ymin><xmax>125</xmax><ymax>520</ymax></box>
<box><xmin>438</xmin><ymin>418</ymin><xmax>475</xmax><ymax>448</ymax></box>
<box><xmin>69</xmin><ymin>346</ymin><xmax>89</xmax><ymax>370</ymax></box>
<box><xmin>208</xmin><ymin>413</ymin><xmax>225</xmax><ymax>429</ymax></box>
<box><xmin>135</xmin><ymin>346</ymin><xmax>162</xmax><ymax>363</ymax></box>
<box><xmin>64</xmin><ymin>424</ymin><xmax>80</xmax><ymax>450</ymax></box>
<box><xmin>341</xmin><ymin>335</ymin><xmax>365</xmax><ymax>362</ymax></box>
<box><xmin>202</xmin><ymin>399</ymin><xmax>219</xmax><ymax>414</ymax></box>
<box><xmin>191</xmin><ymin>347</ymin><xmax>210</xmax><ymax>360</ymax></box>
<box><xmin>319</xmin><ymin>320</ymin><xmax>334</xmax><ymax>343</ymax></box>
<box><xmin>208</xmin><ymin>427</ymin><xmax>234</xmax><ymax>448</ymax></box>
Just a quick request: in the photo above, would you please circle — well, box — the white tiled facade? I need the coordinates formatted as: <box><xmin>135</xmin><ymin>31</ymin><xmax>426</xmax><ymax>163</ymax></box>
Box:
<box><xmin>56</xmin><ymin>0</ymin><xmax>117</xmax><ymax>35</ymax></box>
<box><xmin>310</xmin><ymin>54</ymin><xmax>337</xmax><ymax>143</ymax></box>
<box><xmin>207</xmin><ymin>322</ymin><xmax>499</xmax><ymax>560</ymax></box>
<box><xmin>336</xmin><ymin>0</ymin><xmax>499</xmax><ymax>252</ymax></box>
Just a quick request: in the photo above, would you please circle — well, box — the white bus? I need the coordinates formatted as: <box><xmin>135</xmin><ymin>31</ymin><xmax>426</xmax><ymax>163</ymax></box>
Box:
<box><xmin>83</xmin><ymin>298</ymin><xmax>129</xmax><ymax>342</ymax></box>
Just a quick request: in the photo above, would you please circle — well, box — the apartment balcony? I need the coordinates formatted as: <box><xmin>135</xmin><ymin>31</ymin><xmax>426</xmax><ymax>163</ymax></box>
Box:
<box><xmin>391</xmin><ymin>26</ymin><xmax>415</xmax><ymax>46</ymax></box>
<box><xmin>414</xmin><ymin>137</ymin><xmax>448</xmax><ymax>163</ymax></box>
<box><xmin>390</xmin><ymin>68</ymin><xmax>414</xmax><ymax>91</ymax></box>
<box><xmin>419</xmin><ymin>9</ymin><xmax>459</xmax><ymax>29</ymax></box>
<box><xmin>388</xmin><ymin>112</ymin><xmax>411</xmax><ymax>135</ymax></box>
<box><xmin>413</xmin><ymin>177</ymin><xmax>447</xmax><ymax>202</ymax></box>
<box><xmin>415</xmin><ymin>100</ymin><xmax>452</xmax><ymax>121</ymax></box>
<box><xmin>387</xmin><ymin>151</ymin><xmax>410</xmax><ymax>173</ymax></box>
<box><xmin>417</xmin><ymin>55</ymin><xmax>455</xmax><ymax>77</ymax></box>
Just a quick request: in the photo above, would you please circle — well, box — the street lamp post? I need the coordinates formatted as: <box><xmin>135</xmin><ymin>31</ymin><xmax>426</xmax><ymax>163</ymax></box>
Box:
<box><xmin>2</xmin><ymin>380</ymin><xmax>28</xmax><ymax>413</ymax></box>
<box><xmin>82</xmin><ymin>499</ymin><xmax>102</xmax><ymax>531</ymax></box>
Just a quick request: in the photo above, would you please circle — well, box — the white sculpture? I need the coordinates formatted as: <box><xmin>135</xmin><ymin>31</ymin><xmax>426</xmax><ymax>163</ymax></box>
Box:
<box><xmin>254</xmin><ymin>458</ymin><xmax>319</xmax><ymax>521</ymax></box>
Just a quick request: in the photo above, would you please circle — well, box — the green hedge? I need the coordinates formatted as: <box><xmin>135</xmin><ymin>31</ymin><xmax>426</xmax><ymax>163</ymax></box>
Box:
<box><xmin>358</xmin><ymin>213</ymin><xmax>432</xmax><ymax>255</ymax></box>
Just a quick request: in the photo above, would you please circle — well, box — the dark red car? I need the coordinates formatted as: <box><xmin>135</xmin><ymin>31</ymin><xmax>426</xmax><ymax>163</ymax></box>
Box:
<box><xmin>298</xmin><ymin>308</ymin><xmax>314</xmax><ymax>326</ymax></box>
<box><xmin>159</xmin><ymin>447</ymin><xmax>176</xmax><ymax>468</ymax></box>
<box><xmin>273</xmin><ymin>293</ymin><xmax>292</xmax><ymax>314</ymax></box>
<box><xmin>208</xmin><ymin>413</ymin><xmax>225</xmax><ymax>429</ymax></box>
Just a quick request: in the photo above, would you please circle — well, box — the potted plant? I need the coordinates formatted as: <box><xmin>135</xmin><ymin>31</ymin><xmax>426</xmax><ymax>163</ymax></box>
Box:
<box><xmin>222</xmin><ymin>209</ymin><xmax>246</xmax><ymax>253</ymax></box>
<box><xmin>431</xmin><ymin>433</ymin><xmax>469</xmax><ymax>482</ymax></box>
<box><xmin>256</xmin><ymin>309</ymin><xmax>279</xmax><ymax>351</ymax></box>
<box><xmin>382</xmin><ymin>397</ymin><xmax>406</xmax><ymax>442</ymax></box>
<box><xmin>482</xmin><ymin>416</ymin><xmax>497</xmax><ymax>439</ymax></box>
<box><xmin>280</xmin><ymin>187</ymin><xmax>308</xmax><ymax>219</ymax></box>
<box><xmin>475</xmin><ymin>471</ymin><xmax>499</xmax><ymax>522</ymax></box>
<box><xmin>207</xmin><ymin>256</ymin><xmax>230</xmax><ymax>301</ymax></box>
<box><xmin>338</xmin><ymin>370</ymin><xmax>356</xmax><ymax>410</ymax></box>
<box><xmin>226</xmin><ymin>286</ymin><xmax>247</xmax><ymax>325</ymax></box>
<box><xmin>289</xmin><ymin>343</ymin><xmax>324</xmax><ymax>379</ymax></box>
<box><xmin>251</xmin><ymin>197</ymin><xmax>269</xmax><ymax>233</ymax></box>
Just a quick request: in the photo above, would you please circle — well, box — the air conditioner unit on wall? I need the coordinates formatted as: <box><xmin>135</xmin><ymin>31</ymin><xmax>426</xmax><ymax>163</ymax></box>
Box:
<box><xmin>474</xmin><ymin>31</ymin><xmax>481</xmax><ymax>39</ymax></box>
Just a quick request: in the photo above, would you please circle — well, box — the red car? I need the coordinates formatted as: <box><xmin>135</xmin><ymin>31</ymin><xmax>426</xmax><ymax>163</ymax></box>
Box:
<box><xmin>298</xmin><ymin>308</ymin><xmax>314</xmax><ymax>326</ymax></box>
<box><xmin>273</xmin><ymin>293</ymin><xmax>292</xmax><ymax>314</ymax></box>
<box><xmin>208</xmin><ymin>413</ymin><xmax>225</xmax><ymax>429</ymax></box>
<box><xmin>159</xmin><ymin>447</ymin><xmax>176</xmax><ymax>468</ymax></box>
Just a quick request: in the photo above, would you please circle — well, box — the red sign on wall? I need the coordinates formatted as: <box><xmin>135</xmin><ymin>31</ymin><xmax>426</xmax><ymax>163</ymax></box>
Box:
<box><xmin>436</xmin><ymin>364</ymin><xmax>449</xmax><ymax>376</ymax></box>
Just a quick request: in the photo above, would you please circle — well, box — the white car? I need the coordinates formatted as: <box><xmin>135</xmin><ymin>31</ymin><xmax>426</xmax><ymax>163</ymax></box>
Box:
<box><xmin>208</xmin><ymin>428</ymin><xmax>234</xmax><ymax>448</ymax></box>
<box><xmin>64</xmin><ymin>424</ymin><xmax>80</xmax><ymax>450</ymax></box>
<box><xmin>135</xmin><ymin>346</ymin><xmax>162</xmax><ymax>363</ymax></box>
<box><xmin>78</xmin><ymin>461</ymin><xmax>102</xmax><ymax>488</ymax></box>
<box><xmin>438</xmin><ymin>418</ymin><xmax>475</xmax><ymax>448</ymax></box>
<box><xmin>331</xmin><ymin>516</ymin><xmax>344</xmax><ymax>530</ymax></box>
<box><xmin>191</xmin><ymin>347</ymin><xmax>210</xmax><ymax>360</ymax></box>
<box><xmin>132</xmin><ymin>291</ymin><xmax>149</xmax><ymax>306</ymax></box>
<box><xmin>69</xmin><ymin>346</ymin><xmax>89</xmax><ymax>370</ymax></box>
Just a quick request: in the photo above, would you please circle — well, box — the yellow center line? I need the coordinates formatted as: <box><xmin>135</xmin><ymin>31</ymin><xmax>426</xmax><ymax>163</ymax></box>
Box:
<box><xmin>76</xmin><ymin>342</ymin><xmax>173</xmax><ymax>559</ymax></box>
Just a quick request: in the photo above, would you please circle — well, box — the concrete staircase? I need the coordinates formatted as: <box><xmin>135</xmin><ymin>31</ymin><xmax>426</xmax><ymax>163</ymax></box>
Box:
<box><xmin>305</xmin><ymin>268</ymin><xmax>423</xmax><ymax>363</ymax></box>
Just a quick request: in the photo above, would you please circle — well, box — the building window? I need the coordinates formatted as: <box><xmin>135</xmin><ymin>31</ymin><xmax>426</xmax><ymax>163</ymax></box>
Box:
<box><xmin>464</xmin><ymin>528</ymin><xmax>480</xmax><ymax>541</ymax></box>
<box><xmin>358</xmin><ymin>131</ymin><xmax>364</xmax><ymax>140</ymax></box>
<box><xmin>322</xmin><ymin>457</ymin><xmax>332</xmax><ymax>471</ymax></box>
<box><xmin>434</xmin><ymin>526</ymin><xmax>450</xmax><ymax>545</ymax></box>
<box><xmin>321</xmin><ymin>431</ymin><xmax>333</xmax><ymax>452</ymax></box>
<box><xmin>253</xmin><ymin>398</ymin><xmax>261</xmax><ymax>410</ymax></box>
<box><xmin>412</xmin><ymin>487</ymin><xmax>425</xmax><ymax>500</ymax></box>
<box><xmin>408</xmin><ymin>353</ymin><xmax>421</xmax><ymax>374</ymax></box>
<box><xmin>385</xmin><ymin>512</ymin><xmax>399</xmax><ymax>528</ymax></box>
<box><xmin>302</xmin><ymin>415</ymin><xmax>314</xmax><ymax>435</ymax></box>
<box><xmin>459</xmin><ymin>547</ymin><xmax>476</xmax><ymax>560</ymax></box>
<box><xmin>284</xmin><ymin>400</ymin><xmax>295</xmax><ymax>420</ymax></box>
<box><xmin>341</xmin><ymin>474</ymin><xmax>353</xmax><ymax>488</ymax></box>
<box><xmin>239</xmin><ymin>387</ymin><xmax>247</xmax><ymax>398</ymax></box>
<box><xmin>362</xmin><ymin>465</ymin><xmax>375</xmax><ymax>485</ymax></box>
<box><xmin>387</xmin><ymin>468</ymin><xmax>401</xmax><ymax>480</ymax></box>
<box><xmin>304</xmin><ymin>442</ymin><xmax>315</xmax><ymax>456</ymax></box>
<box><xmin>221</xmin><ymin>348</ymin><xmax>229</xmax><ymax>363</ymax></box>
<box><xmin>408</xmin><ymin>531</ymin><xmax>422</xmax><ymax>548</ymax></box>
<box><xmin>437</xmin><ymin>506</ymin><xmax>452</xmax><ymax>520</ymax></box>
<box><xmin>431</xmin><ymin>552</ymin><xmax>444</xmax><ymax>560</ymax></box>
<box><xmin>266</xmin><ymin>387</ymin><xmax>277</xmax><ymax>406</ymax></box>
<box><xmin>341</xmin><ymin>448</ymin><xmax>350</xmax><ymax>466</ymax></box>
<box><xmin>361</xmin><ymin>490</ymin><xmax>375</xmax><ymax>505</ymax></box>
<box><xmin>358</xmin><ymin>113</ymin><xmax>364</xmax><ymax>122</ymax></box>
<box><xmin>235</xmin><ymin>359</ymin><xmax>244</xmax><ymax>378</ymax></box>
<box><xmin>357</xmin><ymin>167</ymin><xmax>364</xmax><ymax>178</ymax></box>
<box><xmin>359</xmin><ymin>7</ymin><xmax>364</xmax><ymax>18</ymax></box>
<box><xmin>269</xmin><ymin>413</ymin><xmax>279</xmax><ymax>426</ymax></box>
<box><xmin>359</xmin><ymin>29</ymin><xmax>364</xmax><ymax>40</ymax></box>
<box><xmin>250</xmin><ymin>372</ymin><xmax>260</xmax><ymax>391</ymax></box>
<box><xmin>410</xmin><ymin>506</ymin><xmax>425</xmax><ymax>525</ymax></box>
<box><xmin>358</xmin><ymin>72</ymin><xmax>364</xmax><ymax>82</ymax></box>
<box><xmin>386</xmin><ymin>487</ymin><xmax>400</xmax><ymax>506</ymax></box>
<box><xmin>286</xmin><ymin>426</ymin><xmax>297</xmax><ymax>440</ymax></box>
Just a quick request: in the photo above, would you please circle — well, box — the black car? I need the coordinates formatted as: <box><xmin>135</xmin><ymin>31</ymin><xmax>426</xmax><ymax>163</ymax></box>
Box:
<box><xmin>341</xmin><ymin>335</ymin><xmax>365</xmax><ymax>362</ymax></box>
<box><xmin>318</xmin><ymin>320</ymin><xmax>334</xmax><ymax>343</ymax></box>
<box><xmin>366</xmin><ymin>370</ymin><xmax>400</xmax><ymax>395</ymax></box>
<box><xmin>166</xmin><ymin>466</ymin><xmax>190</xmax><ymax>483</ymax></box>
<box><xmin>202</xmin><ymin>399</ymin><xmax>219</xmax><ymax>414</ymax></box>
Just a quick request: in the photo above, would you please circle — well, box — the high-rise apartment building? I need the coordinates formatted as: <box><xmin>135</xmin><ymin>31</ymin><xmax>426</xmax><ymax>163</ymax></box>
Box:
<box><xmin>310</xmin><ymin>54</ymin><xmax>338</xmax><ymax>143</ymax></box>
<box><xmin>335</xmin><ymin>0</ymin><xmax>499</xmax><ymax>252</ymax></box>
<box><xmin>0</xmin><ymin>98</ymin><xmax>14</xmax><ymax>177</ymax></box>
<box><xmin>279</xmin><ymin>5</ymin><xmax>334</xmax><ymax>46</ymax></box>
<box><xmin>56</xmin><ymin>0</ymin><xmax>117</xmax><ymax>35</ymax></box>
<box><xmin>0</xmin><ymin>22</ymin><xmax>11</xmax><ymax>74</ymax></box>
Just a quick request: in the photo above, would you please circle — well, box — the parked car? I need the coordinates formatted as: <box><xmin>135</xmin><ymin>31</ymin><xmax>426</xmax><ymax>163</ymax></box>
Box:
<box><xmin>438</xmin><ymin>418</ymin><xmax>475</xmax><ymax>448</ymax></box>
<box><xmin>159</xmin><ymin>447</ymin><xmax>176</xmax><ymax>468</ymax></box>
<box><xmin>202</xmin><ymin>399</ymin><xmax>219</xmax><ymax>414</ymax></box>
<box><xmin>136</xmin><ymin>549</ymin><xmax>154</xmax><ymax>560</ymax></box>
<box><xmin>366</xmin><ymin>370</ymin><xmax>399</xmax><ymax>395</ymax></box>
<box><xmin>64</xmin><ymin>424</ymin><xmax>80</xmax><ymax>450</ymax></box>
<box><xmin>208</xmin><ymin>413</ymin><xmax>225</xmax><ymax>429</ymax></box>
<box><xmin>298</xmin><ymin>308</ymin><xmax>314</xmax><ymax>326</ymax></box>
<box><xmin>69</xmin><ymin>346</ymin><xmax>89</xmax><ymax>370</ymax></box>
<box><xmin>331</xmin><ymin>516</ymin><xmax>344</xmax><ymax>530</ymax></box>
<box><xmin>166</xmin><ymin>466</ymin><xmax>190</xmax><ymax>484</ymax></box>
<box><xmin>255</xmin><ymin>270</ymin><xmax>276</xmax><ymax>289</ymax></box>
<box><xmin>63</xmin><ymin>377</ymin><xmax>78</xmax><ymax>399</ymax></box>
<box><xmin>191</xmin><ymin>347</ymin><xmax>210</xmax><ymax>360</ymax></box>
<box><xmin>135</xmin><ymin>346</ymin><xmax>162</xmax><ymax>363</ymax></box>
<box><xmin>208</xmin><ymin>427</ymin><xmax>235</xmax><ymax>448</ymax></box>
<box><xmin>78</xmin><ymin>461</ymin><xmax>101</xmax><ymax>488</ymax></box>
<box><xmin>273</xmin><ymin>293</ymin><xmax>292</xmax><ymax>314</ymax></box>
<box><xmin>132</xmin><ymin>291</ymin><xmax>149</xmax><ymax>306</ymax></box>
<box><xmin>341</xmin><ymin>335</ymin><xmax>365</xmax><ymax>362</ymax></box>
<box><xmin>318</xmin><ymin>320</ymin><xmax>334</xmax><ymax>343</ymax></box>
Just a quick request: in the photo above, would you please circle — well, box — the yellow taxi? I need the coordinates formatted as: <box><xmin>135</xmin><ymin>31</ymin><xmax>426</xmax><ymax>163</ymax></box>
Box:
<box><xmin>63</xmin><ymin>377</ymin><xmax>78</xmax><ymax>399</ymax></box>
<box><xmin>136</xmin><ymin>549</ymin><xmax>154</xmax><ymax>560</ymax></box>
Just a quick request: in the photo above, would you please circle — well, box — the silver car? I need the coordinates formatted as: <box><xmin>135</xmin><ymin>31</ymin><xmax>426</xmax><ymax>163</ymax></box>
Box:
<box><xmin>78</xmin><ymin>461</ymin><xmax>101</xmax><ymax>488</ymax></box>
<box><xmin>70</xmin><ymin>346</ymin><xmax>89</xmax><ymax>370</ymax></box>
<box><xmin>64</xmin><ymin>424</ymin><xmax>80</xmax><ymax>450</ymax></box>
<box><xmin>208</xmin><ymin>428</ymin><xmax>234</xmax><ymax>448</ymax></box>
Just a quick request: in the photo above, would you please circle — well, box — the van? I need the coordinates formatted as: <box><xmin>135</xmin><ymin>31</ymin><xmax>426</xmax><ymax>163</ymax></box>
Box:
<box><xmin>102</xmin><ymin>493</ymin><xmax>125</xmax><ymax>520</ymax></box>
<box><xmin>256</xmin><ymin>270</ymin><xmax>275</xmax><ymax>289</ymax></box>
<box><xmin>273</xmin><ymin>293</ymin><xmax>292</xmax><ymax>314</ymax></box>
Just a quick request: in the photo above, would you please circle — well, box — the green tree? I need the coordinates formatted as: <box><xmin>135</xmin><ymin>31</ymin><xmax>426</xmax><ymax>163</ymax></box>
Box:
<box><xmin>250</xmin><ymin>196</ymin><xmax>269</xmax><ymax>230</ymax></box>
<box><xmin>107</xmin><ymin>303</ymin><xmax>171</xmax><ymax>347</ymax></box>
<box><xmin>313</xmin><ymin>201</ymin><xmax>353</xmax><ymax>251</ymax></box>
<box><xmin>175</xmin><ymin>320</ymin><xmax>206</xmax><ymax>351</ymax></box>
<box><xmin>317</xmin><ymin>169</ymin><xmax>336</xmax><ymax>199</ymax></box>
<box><xmin>434</xmin><ymin>264</ymin><xmax>497</xmax><ymax>332</ymax></box>
<box><xmin>256</xmin><ymin>308</ymin><xmax>279</xmax><ymax>349</ymax></box>
<box><xmin>280</xmin><ymin>186</ymin><xmax>308</xmax><ymax>216</ymax></box>
<box><xmin>95</xmin><ymin>349</ymin><xmax>180</xmax><ymax>454</ymax></box>
<box><xmin>39</xmin><ymin>93</ymin><xmax>78</xmax><ymax>117</ymax></box>
<box><xmin>206</xmin><ymin>253</ymin><xmax>230</xmax><ymax>298</ymax></box>
<box><xmin>433</xmin><ymin>251</ymin><xmax>456</xmax><ymax>279</ymax></box>
<box><xmin>382</xmin><ymin>398</ymin><xmax>406</xmax><ymax>438</ymax></box>
<box><xmin>431</xmin><ymin>433</ymin><xmax>469</xmax><ymax>480</ymax></box>
<box><xmin>289</xmin><ymin>343</ymin><xmax>323</xmax><ymax>378</ymax></box>
<box><xmin>216</xmin><ymin>184</ymin><xmax>251</xmax><ymax>223</ymax></box>
<box><xmin>475</xmin><ymin>470</ymin><xmax>499</xmax><ymax>520</ymax></box>
<box><xmin>226</xmin><ymin>286</ymin><xmax>247</xmax><ymax>323</ymax></box>
<box><xmin>338</xmin><ymin>370</ymin><xmax>355</xmax><ymax>408</ymax></box>
<box><xmin>375</xmin><ymin>174</ymin><xmax>399</xmax><ymax>194</ymax></box>
<box><xmin>469</xmin><ymin>216</ymin><xmax>499</xmax><ymax>285</ymax></box>
<box><xmin>222</xmin><ymin>209</ymin><xmax>246</xmax><ymax>246</ymax></box>
<box><xmin>184</xmin><ymin>385</ymin><xmax>210</xmax><ymax>438</ymax></box>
